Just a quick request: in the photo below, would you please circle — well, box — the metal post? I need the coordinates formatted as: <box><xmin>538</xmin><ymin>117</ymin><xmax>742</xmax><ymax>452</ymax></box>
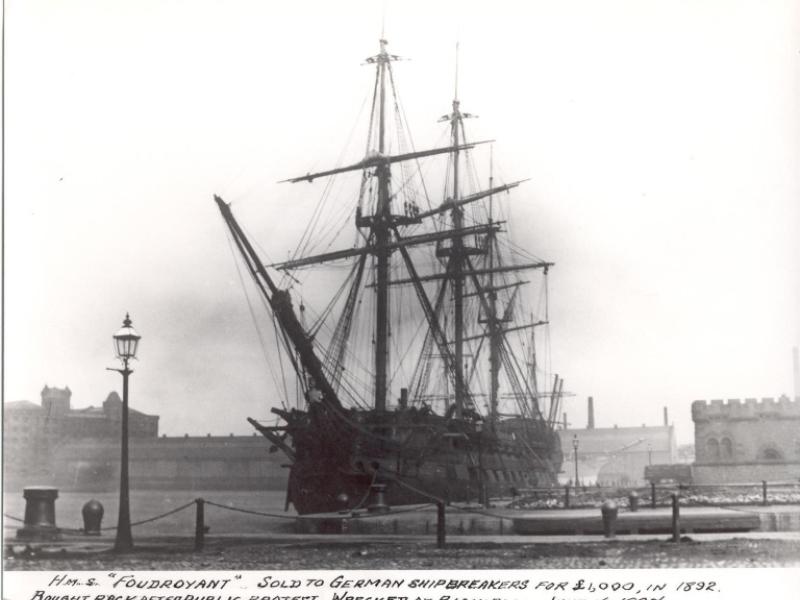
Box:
<box><xmin>671</xmin><ymin>492</ymin><xmax>680</xmax><ymax>543</ymax></box>
<box><xmin>572</xmin><ymin>435</ymin><xmax>579</xmax><ymax>485</ymax></box>
<box><xmin>564</xmin><ymin>485</ymin><xmax>570</xmax><ymax>508</ymax></box>
<box><xmin>114</xmin><ymin>363</ymin><xmax>133</xmax><ymax>552</ymax></box>
<box><xmin>762</xmin><ymin>480</ymin><xmax>768</xmax><ymax>506</ymax></box>
<box><xmin>195</xmin><ymin>498</ymin><xmax>205</xmax><ymax>551</ymax></box>
<box><xmin>628</xmin><ymin>491</ymin><xmax>639</xmax><ymax>512</ymax></box>
<box><xmin>601</xmin><ymin>500</ymin><xmax>618</xmax><ymax>538</ymax></box>
<box><xmin>436</xmin><ymin>502</ymin><xmax>446</xmax><ymax>548</ymax></box>
<box><xmin>651</xmin><ymin>482</ymin><xmax>657</xmax><ymax>509</ymax></box>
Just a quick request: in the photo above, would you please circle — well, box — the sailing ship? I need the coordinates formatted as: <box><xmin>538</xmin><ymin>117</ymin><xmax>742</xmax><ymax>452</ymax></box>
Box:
<box><xmin>215</xmin><ymin>38</ymin><xmax>565</xmax><ymax>515</ymax></box>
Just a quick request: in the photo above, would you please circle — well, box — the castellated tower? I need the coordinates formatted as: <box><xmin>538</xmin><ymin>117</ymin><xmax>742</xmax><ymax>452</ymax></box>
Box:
<box><xmin>691</xmin><ymin>395</ymin><xmax>800</xmax><ymax>484</ymax></box>
<box><xmin>40</xmin><ymin>385</ymin><xmax>72</xmax><ymax>417</ymax></box>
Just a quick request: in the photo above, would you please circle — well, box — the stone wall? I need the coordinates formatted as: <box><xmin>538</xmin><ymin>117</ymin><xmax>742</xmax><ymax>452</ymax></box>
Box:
<box><xmin>49</xmin><ymin>435</ymin><xmax>288</xmax><ymax>491</ymax></box>
<box><xmin>693</xmin><ymin>463</ymin><xmax>800</xmax><ymax>485</ymax></box>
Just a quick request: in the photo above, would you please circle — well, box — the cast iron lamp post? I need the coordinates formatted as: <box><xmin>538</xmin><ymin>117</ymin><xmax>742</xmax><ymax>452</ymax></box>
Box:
<box><xmin>109</xmin><ymin>313</ymin><xmax>140</xmax><ymax>552</ymax></box>
<box><xmin>572</xmin><ymin>434</ymin><xmax>579</xmax><ymax>486</ymax></box>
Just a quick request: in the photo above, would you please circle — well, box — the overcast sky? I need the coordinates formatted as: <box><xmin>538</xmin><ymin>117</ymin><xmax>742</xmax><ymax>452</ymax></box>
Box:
<box><xmin>5</xmin><ymin>0</ymin><xmax>799</xmax><ymax>444</ymax></box>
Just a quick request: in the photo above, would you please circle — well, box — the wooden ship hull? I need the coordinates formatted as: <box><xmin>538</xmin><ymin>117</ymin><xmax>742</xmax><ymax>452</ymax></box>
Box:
<box><xmin>255</xmin><ymin>405</ymin><xmax>563</xmax><ymax>515</ymax></box>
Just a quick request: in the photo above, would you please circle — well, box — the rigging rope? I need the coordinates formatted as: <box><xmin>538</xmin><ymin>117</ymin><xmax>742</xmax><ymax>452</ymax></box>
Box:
<box><xmin>226</xmin><ymin>228</ymin><xmax>288</xmax><ymax>408</ymax></box>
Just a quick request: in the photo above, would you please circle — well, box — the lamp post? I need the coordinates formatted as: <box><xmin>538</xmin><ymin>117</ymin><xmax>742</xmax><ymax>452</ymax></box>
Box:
<box><xmin>572</xmin><ymin>434</ymin><xmax>579</xmax><ymax>486</ymax></box>
<box><xmin>108</xmin><ymin>313</ymin><xmax>140</xmax><ymax>553</ymax></box>
<box><xmin>648</xmin><ymin>441</ymin><xmax>653</xmax><ymax>465</ymax></box>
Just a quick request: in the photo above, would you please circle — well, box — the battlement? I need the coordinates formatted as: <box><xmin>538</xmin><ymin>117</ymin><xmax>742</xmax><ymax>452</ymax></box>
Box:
<box><xmin>692</xmin><ymin>395</ymin><xmax>800</xmax><ymax>420</ymax></box>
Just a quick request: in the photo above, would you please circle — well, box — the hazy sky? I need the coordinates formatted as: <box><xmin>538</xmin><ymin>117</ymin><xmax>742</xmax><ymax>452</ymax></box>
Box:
<box><xmin>5</xmin><ymin>0</ymin><xmax>799</xmax><ymax>444</ymax></box>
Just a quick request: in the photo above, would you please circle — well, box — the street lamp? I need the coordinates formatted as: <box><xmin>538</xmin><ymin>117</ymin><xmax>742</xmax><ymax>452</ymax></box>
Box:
<box><xmin>109</xmin><ymin>313</ymin><xmax>140</xmax><ymax>552</ymax></box>
<box><xmin>572</xmin><ymin>434</ymin><xmax>579</xmax><ymax>486</ymax></box>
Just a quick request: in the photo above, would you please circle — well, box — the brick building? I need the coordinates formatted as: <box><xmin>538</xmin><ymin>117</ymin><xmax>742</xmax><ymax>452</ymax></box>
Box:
<box><xmin>4</xmin><ymin>385</ymin><xmax>286</xmax><ymax>492</ymax></box>
<box><xmin>3</xmin><ymin>385</ymin><xmax>159</xmax><ymax>488</ymax></box>
<box><xmin>558</xmin><ymin>424</ymin><xmax>676</xmax><ymax>486</ymax></box>
<box><xmin>556</xmin><ymin>397</ymin><xmax>677</xmax><ymax>485</ymax></box>
<box><xmin>692</xmin><ymin>395</ymin><xmax>800</xmax><ymax>484</ymax></box>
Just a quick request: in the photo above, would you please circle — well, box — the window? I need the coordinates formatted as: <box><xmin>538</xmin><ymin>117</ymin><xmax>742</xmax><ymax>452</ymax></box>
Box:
<box><xmin>720</xmin><ymin>437</ymin><xmax>733</xmax><ymax>460</ymax></box>
<box><xmin>706</xmin><ymin>438</ymin><xmax>719</xmax><ymax>461</ymax></box>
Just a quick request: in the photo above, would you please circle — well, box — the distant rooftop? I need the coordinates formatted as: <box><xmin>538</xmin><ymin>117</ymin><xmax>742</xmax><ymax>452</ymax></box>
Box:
<box><xmin>4</xmin><ymin>400</ymin><xmax>42</xmax><ymax>411</ymax></box>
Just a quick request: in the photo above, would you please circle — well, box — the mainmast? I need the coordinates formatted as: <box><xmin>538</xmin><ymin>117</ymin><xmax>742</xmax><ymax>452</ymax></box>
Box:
<box><xmin>372</xmin><ymin>38</ymin><xmax>393</xmax><ymax>412</ymax></box>
<box><xmin>448</xmin><ymin>96</ymin><xmax>466</xmax><ymax>419</ymax></box>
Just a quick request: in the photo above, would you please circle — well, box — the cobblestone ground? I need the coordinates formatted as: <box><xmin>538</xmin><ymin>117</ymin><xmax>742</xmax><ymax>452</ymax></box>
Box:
<box><xmin>5</xmin><ymin>538</ymin><xmax>800</xmax><ymax>569</ymax></box>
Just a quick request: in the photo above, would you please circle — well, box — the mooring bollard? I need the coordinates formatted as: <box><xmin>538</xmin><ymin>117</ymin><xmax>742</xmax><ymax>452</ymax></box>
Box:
<box><xmin>17</xmin><ymin>486</ymin><xmax>61</xmax><ymax>541</ymax></box>
<box><xmin>436</xmin><ymin>501</ymin><xmax>446</xmax><ymax>548</ymax></box>
<box><xmin>195</xmin><ymin>498</ymin><xmax>205</xmax><ymax>551</ymax></box>
<box><xmin>762</xmin><ymin>480</ymin><xmax>768</xmax><ymax>506</ymax></box>
<box><xmin>367</xmin><ymin>484</ymin><xmax>390</xmax><ymax>513</ymax></box>
<box><xmin>600</xmin><ymin>500</ymin><xmax>618</xmax><ymax>538</ymax></box>
<box><xmin>564</xmin><ymin>485</ymin><xmax>571</xmax><ymax>508</ymax></box>
<box><xmin>671</xmin><ymin>492</ymin><xmax>680</xmax><ymax>543</ymax></box>
<box><xmin>628</xmin><ymin>490</ymin><xmax>639</xmax><ymax>512</ymax></box>
<box><xmin>82</xmin><ymin>499</ymin><xmax>104</xmax><ymax>536</ymax></box>
<box><xmin>650</xmin><ymin>482</ymin><xmax>657</xmax><ymax>509</ymax></box>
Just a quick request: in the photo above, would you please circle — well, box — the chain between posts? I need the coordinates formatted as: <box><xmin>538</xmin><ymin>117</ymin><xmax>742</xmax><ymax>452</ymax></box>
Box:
<box><xmin>5</xmin><ymin>478</ymin><xmax>796</xmax><ymax>548</ymax></box>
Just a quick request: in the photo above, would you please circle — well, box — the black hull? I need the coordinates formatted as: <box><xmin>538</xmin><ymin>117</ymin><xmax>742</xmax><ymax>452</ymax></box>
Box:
<box><xmin>262</xmin><ymin>404</ymin><xmax>563</xmax><ymax>515</ymax></box>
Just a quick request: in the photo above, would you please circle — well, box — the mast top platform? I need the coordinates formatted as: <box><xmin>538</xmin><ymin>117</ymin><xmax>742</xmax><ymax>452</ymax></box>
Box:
<box><xmin>365</xmin><ymin>38</ymin><xmax>402</xmax><ymax>64</ymax></box>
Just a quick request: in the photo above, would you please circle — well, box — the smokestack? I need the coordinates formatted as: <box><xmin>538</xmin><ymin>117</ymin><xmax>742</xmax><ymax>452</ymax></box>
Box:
<box><xmin>587</xmin><ymin>396</ymin><xmax>595</xmax><ymax>429</ymax></box>
<box><xmin>563</xmin><ymin>412</ymin><xmax>568</xmax><ymax>430</ymax></box>
<box><xmin>794</xmin><ymin>346</ymin><xmax>799</xmax><ymax>400</ymax></box>
<box><xmin>663</xmin><ymin>406</ymin><xmax>669</xmax><ymax>426</ymax></box>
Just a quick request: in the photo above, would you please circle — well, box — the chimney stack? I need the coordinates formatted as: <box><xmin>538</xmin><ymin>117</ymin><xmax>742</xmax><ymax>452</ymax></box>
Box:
<box><xmin>793</xmin><ymin>346</ymin><xmax>799</xmax><ymax>400</ymax></box>
<box><xmin>563</xmin><ymin>412</ymin><xmax>568</xmax><ymax>430</ymax></box>
<box><xmin>587</xmin><ymin>396</ymin><xmax>595</xmax><ymax>429</ymax></box>
<box><xmin>663</xmin><ymin>406</ymin><xmax>669</xmax><ymax>426</ymax></box>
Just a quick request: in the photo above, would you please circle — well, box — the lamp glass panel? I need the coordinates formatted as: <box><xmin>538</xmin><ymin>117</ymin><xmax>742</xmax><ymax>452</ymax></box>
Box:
<box><xmin>114</xmin><ymin>332</ymin><xmax>140</xmax><ymax>359</ymax></box>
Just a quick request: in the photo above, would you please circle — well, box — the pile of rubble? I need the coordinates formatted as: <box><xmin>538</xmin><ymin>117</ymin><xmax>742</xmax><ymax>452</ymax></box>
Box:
<box><xmin>681</xmin><ymin>488</ymin><xmax>800</xmax><ymax>506</ymax></box>
<box><xmin>506</xmin><ymin>486</ymin><xmax>800</xmax><ymax>510</ymax></box>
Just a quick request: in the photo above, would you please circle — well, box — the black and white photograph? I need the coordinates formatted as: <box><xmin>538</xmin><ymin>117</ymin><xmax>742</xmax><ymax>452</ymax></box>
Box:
<box><xmin>3</xmin><ymin>0</ymin><xmax>800</xmax><ymax>587</ymax></box>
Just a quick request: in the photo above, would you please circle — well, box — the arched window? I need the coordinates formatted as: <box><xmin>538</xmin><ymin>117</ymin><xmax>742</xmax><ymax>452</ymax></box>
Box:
<box><xmin>720</xmin><ymin>437</ymin><xmax>733</xmax><ymax>460</ymax></box>
<box><xmin>760</xmin><ymin>447</ymin><xmax>782</xmax><ymax>461</ymax></box>
<box><xmin>706</xmin><ymin>438</ymin><xmax>719</xmax><ymax>461</ymax></box>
